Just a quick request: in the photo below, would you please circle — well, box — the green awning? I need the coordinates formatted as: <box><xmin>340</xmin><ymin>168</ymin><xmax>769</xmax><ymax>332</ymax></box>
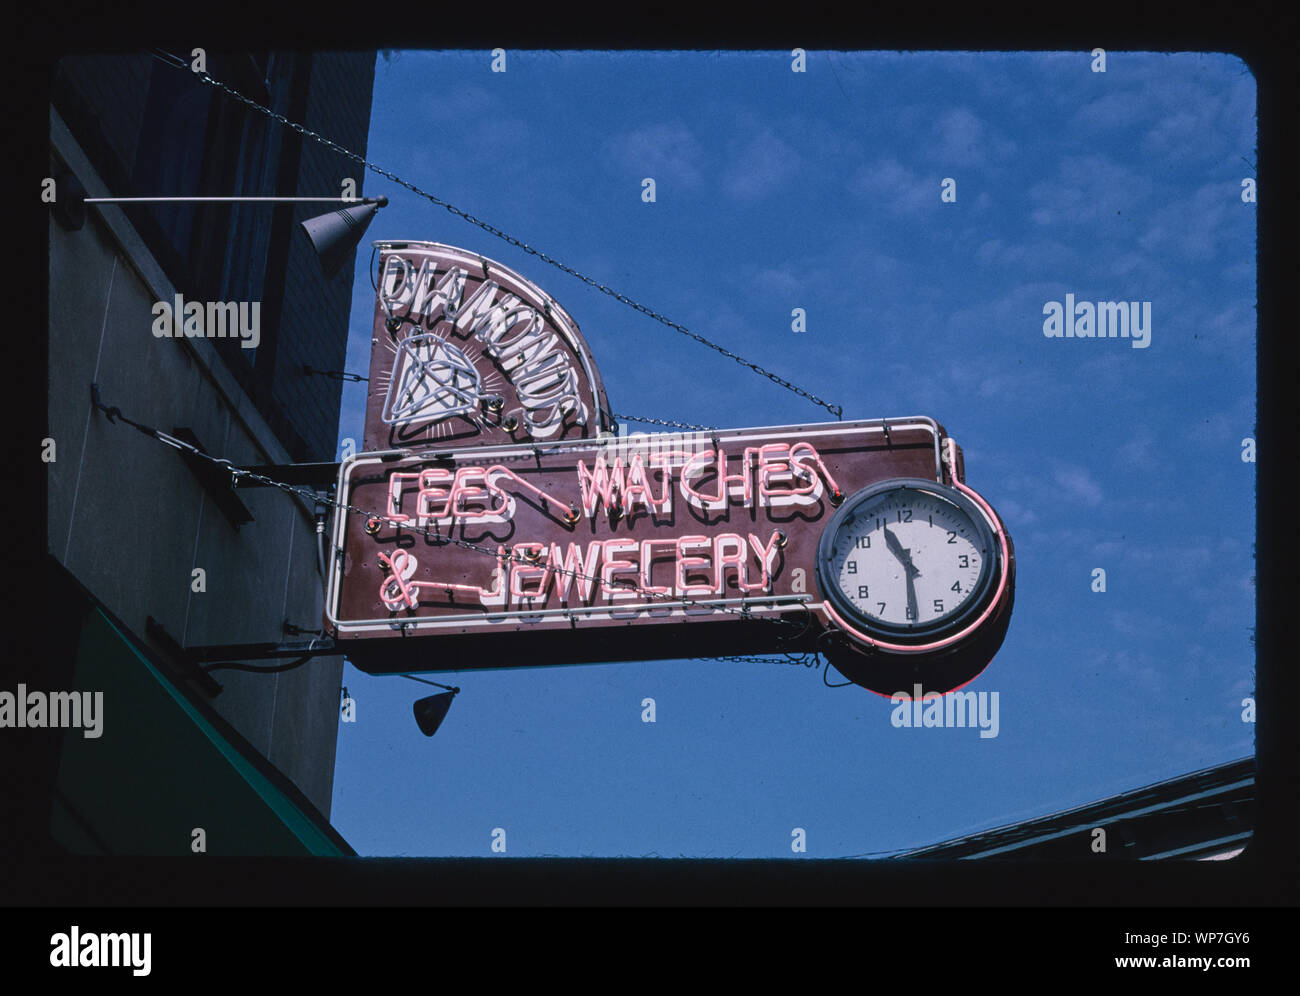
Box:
<box><xmin>50</xmin><ymin>605</ymin><xmax>353</xmax><ymax>857</ymax></box>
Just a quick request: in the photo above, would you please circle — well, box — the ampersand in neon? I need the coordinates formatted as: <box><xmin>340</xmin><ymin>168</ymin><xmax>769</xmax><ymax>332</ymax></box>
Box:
<box><xmin>378</xmin><ymin>549</ymin><xmax>420</xmax><ymax>610</ymax></box>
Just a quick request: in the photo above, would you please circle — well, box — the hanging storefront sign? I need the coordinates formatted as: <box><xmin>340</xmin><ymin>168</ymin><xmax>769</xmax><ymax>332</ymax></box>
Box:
<box><xmin>334</xmin><ymin>240</ymin><xmax>1015</xmax><ymax>695</ymax></box>
<box><xmin>326</xmin><ymin>415</ymin><xmax>1015</xmax><ymax>695</ymax></box>
<box><xmin>363</xmin><ymin>241</ymin><xmax>612</xmax><ymax>452</ymax></box>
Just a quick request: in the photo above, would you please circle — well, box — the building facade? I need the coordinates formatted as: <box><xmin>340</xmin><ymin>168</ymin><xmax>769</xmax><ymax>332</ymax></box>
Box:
<box><xmin>42</xmin><ymin>50</ymin><xmax>375</xmax><ymax>853</ymax></box>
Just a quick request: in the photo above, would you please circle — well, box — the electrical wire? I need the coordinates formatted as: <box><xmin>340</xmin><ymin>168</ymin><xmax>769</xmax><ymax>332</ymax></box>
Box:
<box><xmin>302</xmin><ymin>364</ymin><xmax>367</xmax><ymax>382</ymax></box>
<box><xmin>185</xmin><ymin>66</ymin><xmax>843</xmax><ymax>420</ymax></box>
<box><xmin>821</xmin><ymin>658</ymin><xmax>856</xmax><ymax>688</ymax></box>
<box><xmin>816</xmin><ymin>629</ymin><xmax>857</xmax><ymax>687</ymax></box>
<box><xmin>203</xmin><ymin>653</ymin><xmax>315</xmax><ymax>675</ymax></box>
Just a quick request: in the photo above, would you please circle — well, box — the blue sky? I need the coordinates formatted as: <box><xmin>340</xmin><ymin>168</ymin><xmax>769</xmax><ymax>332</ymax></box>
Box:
<box><xmin>327</xmin><ymin>50</ymin><xmax>1256</xmax><ymax>858</ymax></box>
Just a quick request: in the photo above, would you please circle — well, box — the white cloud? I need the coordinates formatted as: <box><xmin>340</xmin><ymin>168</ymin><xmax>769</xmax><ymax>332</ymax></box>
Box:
<box><xmin>1096</xmin><ymin>648</ymin><xmax>1165</xmax><ymax>695</ymax></box>
<box><xmin>1139</xmin><ymin>181</ymin><xmax>1239</xmax><ymax>262</ymax></box>
<box><xmin>1118</xmin><ymin>428</ymin><xmax>1157</xmax><ymax>466</ymax></box>
<box><xmin>722</xmin><ymin>129</ymin><xmax>801</xmax><ymax>200</ymax></box>
<box><xmin>1026</xmin><ymin>154</ymin><xmax>1155</xmax><ymax>228</ymax></box>
<box><xmin>930</xmin><ymin>108</ymin><xmax>1017</xmax><ymax>167</ymax></box>
<box><xmin>1052</xmin><ymin>463</ymin><xmax>1104</xmax><ymax>507</ymax></box>
<box><xmin>752</xmin><ymin>263</ymin><xmax>803</xmax><ymax>298</ymax></box>
<box><xmin>1070</xmin><ymin>90</ymin><xmax>1152</xmax><ymax>133</ymax></box>
<box><xmin>1067</xmin><ymin>58</ymin><xmax>1255</xmax><ymax>168</ymax></box>
<box><xmin>975</xmin><ymin>237</ymin><xmax>1076</xmax><ymax>272</ymax></box>
<box><xmin>602</xmin><ymin>121</ymin><xmax>704</xmax><ymax>191</ymax></box>
<box><xmin>849</xmin><ymin>157</ymin><xmax>932</xmax><ymax>215</ymax></box>
<box><xmin>420</xmin><ymin>84</ymin><xmax>495</xmax><ymax>122</ymax></box>
<box><xmin>996</xmin><ymin>497</ymin><xmax>1038</xmax><ymax>527</ymax></box>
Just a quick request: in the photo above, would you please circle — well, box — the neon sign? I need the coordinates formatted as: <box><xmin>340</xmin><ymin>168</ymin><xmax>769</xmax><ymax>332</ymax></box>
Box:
<box><xmin>326</xmin><ymin>418</ymin><xmax>1016</xmax><ymax>695</ymax></box>
<box><xmin>341</xmin><ymin>241</ymin><xmax>1015</xmax><ymax>695</ymax></box>
<box><xmin>356</xmin><ymin>438</ymin><xmax>844</xmax><ymax>609</ymax></box>
<box><xmin>364</xmin><ymin>242</ymin><xmax>612</xmax><ymax>450</ymax></box>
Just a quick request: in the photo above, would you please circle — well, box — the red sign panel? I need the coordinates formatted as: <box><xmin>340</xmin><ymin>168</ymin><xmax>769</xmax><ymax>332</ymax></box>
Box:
<box><xmin>363</xmin><ymin>241</ymin><xmax>612</xmax><ymax>452</ymax></box>
<box><xmin>326</xmin><ymin>417</ymin><xmax>1015</xmax><ymax>695</ymax></box>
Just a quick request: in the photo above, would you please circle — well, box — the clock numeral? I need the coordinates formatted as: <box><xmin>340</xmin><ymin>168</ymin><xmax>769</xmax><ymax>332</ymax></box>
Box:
<box><xmin>951</xmin><ymin>581</ymin><xmax>962</xmax><ymax>593</ymax></box>
<box><xmin>946</xmin><ymin>530</ymin><xmax>957</xmax><ymax>544</ymax></box>
<box><xmin>847</xmin><ymin>560</ymin><xmax>858</xmax><ymax>575</ymax></box>
<box><xmin>875</xmin><ymin>517</ymin><xmax>886</xmax><ymax>530</ymax></box>
<box><xmin>933</xmin><ymin>599</ymin><xmax>944</xmax><ymax>614</ymax></box>
<box><xmin>897</xmin><ymin>508</ymin><xmax>912</xmax><ymax>523</ymax></box>
<box><xmin>928</xmin><ymin>514</ymin><xmax>933</xmax><ymax>526</ymax></box>
<box><xmin>854</xmin><ymin>535</ymin><xmax>871</xmax><ymax>549</ymax></box>
<box><xmin>877</xmin><ymin>602</ymin><xmax>887</xmax><ymax>614</ymax></box>
<box><xmin>857</xmin><ymin>585</ymin><xmax>869</xmax><ymax>600</ymax></box>
<box><xmin>905</xmin><ymin>605</ymin><xmax>916</xmax><ymax>620</ymax></box>
<box><xmin>958</xmin><ymin>554</ymin><xmax>969</xmax><ymax>568</ymax></box>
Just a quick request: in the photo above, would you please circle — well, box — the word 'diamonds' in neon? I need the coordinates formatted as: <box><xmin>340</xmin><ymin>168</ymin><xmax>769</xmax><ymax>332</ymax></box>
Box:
<box><xmin>379</xmin><ymin>255</ymin><xmax>588</xmax><ymax>438</ymax></box>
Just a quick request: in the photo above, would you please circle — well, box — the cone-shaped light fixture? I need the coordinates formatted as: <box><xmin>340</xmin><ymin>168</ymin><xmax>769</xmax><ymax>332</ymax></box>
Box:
<box><xmin>413</xmin><ymin>689</ymin><xmax>459</xmax><ymax>737</ymax></box>
<box><xmin>301</xmin><ymin>197</ymin><xmax>388</xmax><ymax>278</ymax></box>
<box><xmin>61</xmin><ymin>183</ymin><xmax>390</xmax><ymax>279</ymax></box>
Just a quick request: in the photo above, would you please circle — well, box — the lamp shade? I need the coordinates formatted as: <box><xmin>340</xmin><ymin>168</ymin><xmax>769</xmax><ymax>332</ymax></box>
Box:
<box><xmin>301</xmin><ymin>201</ymin><xmax>383</xmax><ymax>278</ymax></box>
<box><xmin>413</xmin><ymin>691</ymin><xmax>457</xmax><ymax>737</ymax></box>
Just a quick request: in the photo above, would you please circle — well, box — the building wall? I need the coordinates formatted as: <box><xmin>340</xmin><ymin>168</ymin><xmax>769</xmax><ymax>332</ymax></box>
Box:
<box><xmin>266</xmin><ymin>51</ymin><xmax>376</xmax><ymax>462</ymax></box>
<box><xmin>45</xmin><ymin>49</ymin><xmax>374</xmax><ymax>820</ymax></box>
<box><xmin>51</xmin><ymin>51</ymin><xmax>376</xmax><ymax>465</ymax></box>
<box><xmin>50</xmin><ymin>54</ymin><xmax>155</xmax><ymax>174</ymax></box>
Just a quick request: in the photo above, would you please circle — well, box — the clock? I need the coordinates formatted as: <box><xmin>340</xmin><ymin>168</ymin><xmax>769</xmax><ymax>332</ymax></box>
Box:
<box><xmin>815</xmin><ymin>477</ymin><xmax>1003</xmax><ymax>649</ymax></box>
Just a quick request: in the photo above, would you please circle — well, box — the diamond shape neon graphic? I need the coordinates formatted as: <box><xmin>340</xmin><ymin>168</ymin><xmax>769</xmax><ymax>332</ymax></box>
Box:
<box><xmin>381</xmin><ymin>334</ymin><xmax>485</xmax><ymax>426</ymax></box>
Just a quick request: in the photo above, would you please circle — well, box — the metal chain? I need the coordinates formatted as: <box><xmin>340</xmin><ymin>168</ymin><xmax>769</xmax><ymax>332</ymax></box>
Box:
<box><xmin>192</xmin><ymin>70</ymin><xmax>843</xmax><ymax>420</ymax></box>
<box><xmin>612</xmin><ymin>414</ymin><xmax>717</xmax><ymax>432</ymax></box>
<box><xmin>96</xmin><ymin>391</ymin><xmax>813</xmax><ymax>633</ymax></box>
<box><xmin>302</xmin><ymin>365</ymin><xmax>368</xmax><ymax>383</ymax></box>
<box><xmin>705</xmin><ymin>653</ymin><xmax>823</xmax><ymax>668</ymax></box>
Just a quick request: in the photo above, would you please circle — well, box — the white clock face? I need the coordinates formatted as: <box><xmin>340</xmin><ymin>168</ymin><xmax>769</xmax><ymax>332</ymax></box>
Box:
<box><xmin>821</xmin><ymin>483</ymin><xmax>994</xmax><ymax>637</ymax></box>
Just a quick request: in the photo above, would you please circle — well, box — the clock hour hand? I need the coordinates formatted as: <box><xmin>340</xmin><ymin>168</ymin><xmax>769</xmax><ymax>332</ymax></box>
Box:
<box><xmin>882</xmin><ymin>526</ymin><xmax>921</xmax><ymax>577</ymax></box>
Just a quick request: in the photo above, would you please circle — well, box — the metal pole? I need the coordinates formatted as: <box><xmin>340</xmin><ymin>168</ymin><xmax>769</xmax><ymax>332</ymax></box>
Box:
<box><xmin>84</xmin><ymin>196</ymin><xmax>386</xmax><ymax>204</ymax></box>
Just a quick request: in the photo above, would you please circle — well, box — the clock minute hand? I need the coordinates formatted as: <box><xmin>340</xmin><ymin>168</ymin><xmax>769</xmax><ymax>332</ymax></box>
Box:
<box><xmin>883</xmin><ymin>525</ymin><xmax>921</xmax><ymax>577</ymax></box>
<box><xmin>884</xmin><ymin>525</ymin><xmax>921</xmax><ymax>623</ymax></box>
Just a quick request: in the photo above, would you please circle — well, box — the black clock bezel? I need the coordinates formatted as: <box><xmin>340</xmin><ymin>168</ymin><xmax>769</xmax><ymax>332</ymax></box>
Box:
<box><xmin>815</xmin><ymin>477</ymin><xmax>1001</xmax><ymax>646</ymax></box>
